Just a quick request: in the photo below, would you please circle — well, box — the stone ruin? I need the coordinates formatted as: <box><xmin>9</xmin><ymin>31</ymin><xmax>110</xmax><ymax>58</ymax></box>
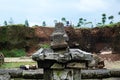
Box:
<box><xmin>32</xmin><ymin>23</ymin><xmax>99</xmax><ymax>80</ymax></box>
<box><xmin>0</xmin><ymin>52</ymin><xmax>4</xmax><ymax>66</ymax></box>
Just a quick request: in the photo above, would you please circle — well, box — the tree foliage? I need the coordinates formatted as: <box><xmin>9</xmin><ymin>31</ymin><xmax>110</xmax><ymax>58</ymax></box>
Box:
<box><xmin>4</xmin><ymin>21</ymin><xmax>7</xmax><ymax>26</ymax></box>
<box><xmin>102</xmin><ymin>13</ymin><xmax>106</xmax><ymax>25</ymax></box>
<box><xmin>25</xmin><ymin>20</ymin><xmax>29</xmax><ymax>27</ymax></box>
<box><xmin>0</xmin><ymin>24</ymin><xmax>36</xmax><ymax>50</ymax></box>
<box><xmin>108</xmin><ymin>15</ymin><xmax>114</xmax><ymax>24</ymax></box>
<box><xmin>42</xmin><ymin>21</ymin><xmax>46</xmax><ymax>26</ymax></box>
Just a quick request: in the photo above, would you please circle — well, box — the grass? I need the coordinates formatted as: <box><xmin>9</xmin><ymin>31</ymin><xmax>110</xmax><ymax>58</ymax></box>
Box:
<box><xmin>1</xmin><ymin>49</ymin><xmax>26</xmax><ymax>57</ymax></box>
<box><xmin>0</xmin><ymin>62</ymin><xmax>37</xmax><ymax>69</ymax></box>
<box><xmin>40</xmin><ymin>44</ymin><xmax>50</xmax><ymax>48</ymax></box>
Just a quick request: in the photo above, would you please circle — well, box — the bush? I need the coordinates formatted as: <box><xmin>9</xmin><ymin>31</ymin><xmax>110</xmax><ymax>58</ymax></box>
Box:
<box><xmin>1</xmin><ymin>49</ymin><xmax>26</xmax><ymax>57</ymax></box>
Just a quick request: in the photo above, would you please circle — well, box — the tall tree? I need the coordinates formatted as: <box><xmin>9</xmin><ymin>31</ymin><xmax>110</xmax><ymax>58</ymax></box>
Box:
<box><xmin>42</xmin><ymin>21</ymin><xmax>46</xmax><ymax>26</ymax></box>
<box><xmin>25</xmin><ymin>20</ymin><xmax>29</xmax><ymax>27</ymax></box>
<box><xmin>4</xmin><ymin>21</ymin><xmax>7</xmax><ymax>26</ymax></box>
<box><xmin>77</xmin><ymin>18</ymin><xmax>84</xmax><ymax>27</ymax></box>
<box><xmin>102</xmin><ymin>13</ymin><xmax>106</xmax><ymax>25</ymax></box>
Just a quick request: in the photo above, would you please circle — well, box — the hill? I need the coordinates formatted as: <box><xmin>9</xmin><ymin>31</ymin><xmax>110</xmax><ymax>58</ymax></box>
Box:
<box><xmin>0</xmin><ymin>23</ymin><xmax>120</xmax><ymax>56</ymax></box>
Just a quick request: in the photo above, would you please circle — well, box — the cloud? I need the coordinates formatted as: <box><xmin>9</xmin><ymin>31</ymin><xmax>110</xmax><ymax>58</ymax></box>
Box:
<box><xmin>76</xmin><ymin>0</ymin><xmax>109</xmax><ymax>12</ymax></box>
<box><xmin>0</xmin><ymin>0</ymin><xmax>120</xmax><ymax>26</ymax></box>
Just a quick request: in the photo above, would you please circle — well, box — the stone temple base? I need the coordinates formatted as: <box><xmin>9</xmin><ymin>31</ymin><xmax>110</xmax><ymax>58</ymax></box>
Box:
<box><xmin>44</xmin><ymin>69</ymin><xmax>81</xmax><ymax>80</ymax></box>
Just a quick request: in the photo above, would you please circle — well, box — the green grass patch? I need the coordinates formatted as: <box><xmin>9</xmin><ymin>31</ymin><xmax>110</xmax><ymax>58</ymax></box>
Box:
<box><xmin>1</xmin><ymin>49</ymin><xmax>26</xmax><ymax>57</ymax></box>
<box><xmin>40</xmin><ymin>44</ymin><xmax>50</xmax><ymax>48</ymax></box>
<box><xmin>0</xmin><ymin>62</ymin><xmax>37</xmax><ymax>69</ymax></box>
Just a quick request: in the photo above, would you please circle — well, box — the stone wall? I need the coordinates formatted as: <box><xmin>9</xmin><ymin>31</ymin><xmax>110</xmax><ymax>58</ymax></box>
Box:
<box><xmin>0</xmin><ymin>69</ymin><xmax>120</xmax><ymax>79</ymax></box>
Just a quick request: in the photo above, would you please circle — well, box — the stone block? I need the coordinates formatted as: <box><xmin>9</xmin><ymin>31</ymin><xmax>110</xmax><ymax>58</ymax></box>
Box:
<box><xmin>51</xmin><ymin>63</ymin><xmax>65</xmax><ymax>69</ymax></box>
<box><xmin>0</xmin><ymin>74</ymin><xmax>10</xmax><ymax>80</ymax></box>
<box><xmin>67</xmin><ymin>62</ymin><xmax>86</xmax><ymax>68</ymax></box>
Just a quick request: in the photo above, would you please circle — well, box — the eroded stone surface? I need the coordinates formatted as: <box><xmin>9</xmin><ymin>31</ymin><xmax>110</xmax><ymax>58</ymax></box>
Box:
<box><xmin>32</xmin><ymin>48</ymin><xmax>93</xmax><ymax>63</ymax></box>
<box><xmin>0</xmin><ymin>72</ymin><xmax>10</xmax><ymax>80</ymax></box>
<box><xmin>50</xmin><ymin>23</ymin><xmax>68</xmax><ymax>50</ymax></box>
<box><xmin>32</xmin><ymin>23</ymin><xmax>95</xmax><ymax>80</ymax></box>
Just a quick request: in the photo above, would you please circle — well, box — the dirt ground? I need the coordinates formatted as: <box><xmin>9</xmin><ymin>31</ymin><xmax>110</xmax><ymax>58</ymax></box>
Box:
<box><xmin>4</xmin><ymin>57</ymin><xmax>35</xmax><ymax>62</ymax></box>
<box><xmin>99</xmin><ymin>54</ymin><xmax>120</xmax><ymax>69</ymax></box>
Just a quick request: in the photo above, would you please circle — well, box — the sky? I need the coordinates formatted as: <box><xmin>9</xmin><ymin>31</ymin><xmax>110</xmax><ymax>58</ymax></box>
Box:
<box><xmin>0</xmin><ymin>0</ymin><xmax>120</xmax><ymax>27</ymax></box>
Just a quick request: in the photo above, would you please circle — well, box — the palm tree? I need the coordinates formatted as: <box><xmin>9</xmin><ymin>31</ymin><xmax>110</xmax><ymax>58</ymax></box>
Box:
<box><xmin>102</xmin><ymin>13</ymin><xmax>106</xmax><ymax>25</ymax></box>
<box><xmin>76</xmin><ymin>18</ymin><xmax>84</xmax><ymax>27</ymax></box>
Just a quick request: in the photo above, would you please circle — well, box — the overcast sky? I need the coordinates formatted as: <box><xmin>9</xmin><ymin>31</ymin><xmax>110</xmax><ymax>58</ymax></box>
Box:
<box><xmin>0</xmin><ymin>0</ymin><xmax>120</xmax><ymax>27</ymax></box>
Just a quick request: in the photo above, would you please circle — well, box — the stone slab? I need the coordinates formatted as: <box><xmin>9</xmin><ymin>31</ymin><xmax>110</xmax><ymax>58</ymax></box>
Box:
<box><xmin>67</xmin><ymin>62</ymin><xmax>86</xmax><ymax>68</ymax></box>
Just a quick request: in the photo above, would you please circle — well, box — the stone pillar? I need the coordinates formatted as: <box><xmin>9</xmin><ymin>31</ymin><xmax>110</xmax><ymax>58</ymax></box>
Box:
<box><xmin>44</xmin><ymin>69</ymin><xmax>53</xmax><ymax>80</ymax></box>
<box><xmin>44</xmin><ymin>69</ymin><xmax>81</xmax><ymax>80</ymax></box>
<box><xmin>43</xmin><ymin>62</ymin><xmax>85</xmax><ymax>80</ymax></box>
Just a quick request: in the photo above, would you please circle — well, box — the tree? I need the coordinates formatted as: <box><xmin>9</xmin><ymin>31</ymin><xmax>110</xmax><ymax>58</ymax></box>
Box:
<box><xmin>53</xmin><ymin>20</ymin><xmax>57</xmax><ymax>24</ymax></box>
<box><xmin>9</xmin><ymin>17</ymin><xmax>14</xmax><ymax>25</ymax></box>
<box><xmin>96</xmin><ymin>23</ymin><xmax>102</xmax><ymax>26</ymax></box>
<box><xmin>83</xmin><ymin>19</ymin><xmax>87</xmax><ymax>26</ymax></box>
<box><xmin>118</xmin><ymin>12</ymin><xmax>120</xmax><ymax>21</ymax></box>
<box><xmin>108</xmin><ymin>15</ymin><xmax>114</xmax><ymax>24</ymax></box>
<box><xmin>25</xmin><ymin>20</ymin><xmax>29</xmax><ymax>27</ymax></box>
<box><xmin>118</xmin><ymin>12</ymin><xmax>120</xmax><ymax>15</ymax></box>
<box><xmin>77</xmin><ymin>23</ymin><xmax>81</xmax><ymax>27</ymax></box>
<box><xmin>79</xmin><ymin>18</ymin><xmax>83</xmax><ymax>25</ymax></box>
<box><xmin>42</xmin><ymin>21</ymin><xmax>46</xmax><ymax>26</ymax></box>
<box><xmin>102</xmin><ymin>13</ymin><xmax>106</xmax><ymax>25</ymax></box>
<box><xmin>4</xmin><ymin>21</ymin><xmax>7</xmax><ymax>26</ymax></box>
<box><xmin>61</xmin><ymin>17</ymin><xmax>66</xmax><ymax>22</ymax></box>
<box><xmin>77</xmin><ymin>18</ymin><xmax>84</xmax><ymax>27</ymax></box>
<box><xmin>61</xmin><ymin>17</ymin><xmax>66</xmax><ymax>25</ymax></box>
<box><xmin>66</xmin><ymin>21</ymin><xmax>69</xmax><ymax>26</ymax></box>
<box><xmin>85</xmin><ymin>22</ymin><xmax>93</xmax><ymax>28</ymax></box>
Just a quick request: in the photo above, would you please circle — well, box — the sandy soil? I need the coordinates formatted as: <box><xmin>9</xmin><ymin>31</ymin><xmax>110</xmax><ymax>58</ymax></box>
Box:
<box><xmin>99</xmin><ymin>54</ymin><xmax>120</xmax><ymax>69</ymax></box>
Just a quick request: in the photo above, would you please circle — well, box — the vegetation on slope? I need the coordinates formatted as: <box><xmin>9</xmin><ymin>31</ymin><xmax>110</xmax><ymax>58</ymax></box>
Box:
<box><xmin>0</xmin><ymin>22</ymin><xmax>120</xmax><ymax>57</ymax></box>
